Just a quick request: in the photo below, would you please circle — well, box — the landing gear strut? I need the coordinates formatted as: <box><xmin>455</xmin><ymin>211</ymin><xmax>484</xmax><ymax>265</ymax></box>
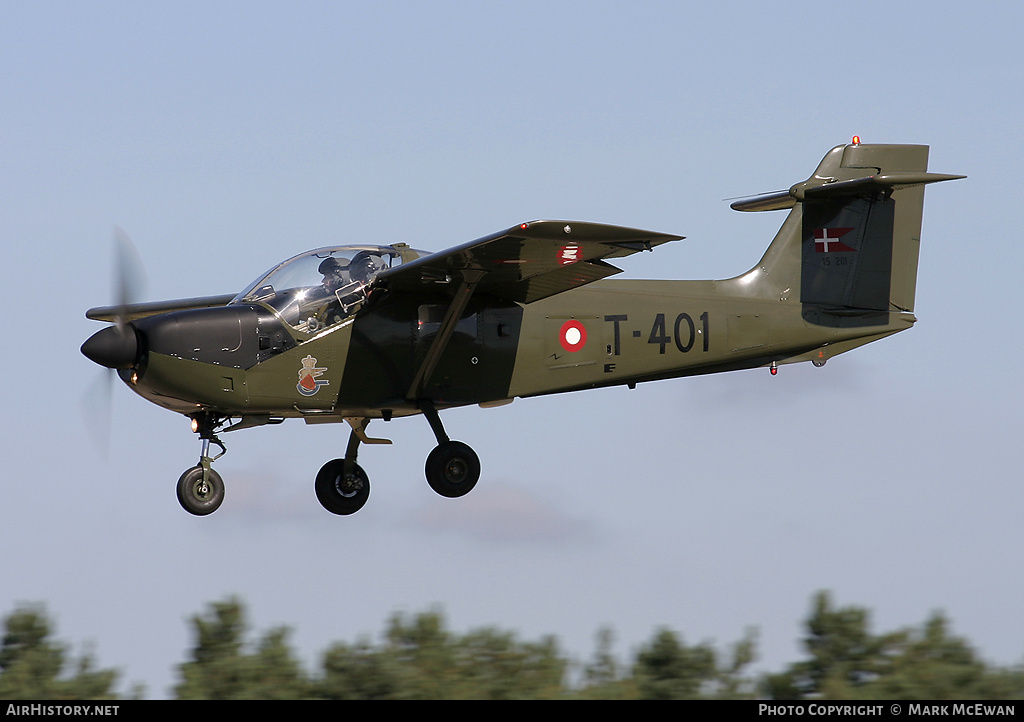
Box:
<box><xmin>420</xmin><ymin>403</ymin><xmax>480</xmax><ymax>499</ymax></box>
<box><xmin>178</xmin><ymin>412</ymin><xmax>227</xmax><ymax>515</ymax></box>
<box><xmin>314</xmin><ymin>417</ymin><xmax>389</xmax><ymax>515</ymax></box>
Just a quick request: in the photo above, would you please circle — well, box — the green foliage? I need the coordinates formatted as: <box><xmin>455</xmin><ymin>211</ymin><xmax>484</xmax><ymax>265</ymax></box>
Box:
<box><xmin>316</xmin><ymin>609</ymin><xmax>565</xmax><ymax>699</ymax></box>
<box><xmin>0</xmin><ymin>604</ymin><xmax>118</xmax><ymax>700</ymax></box>
<box><xmin>633</xmin><ymin>628</ymin><xmax>716</xmax><ymax>699</ymax></box>
<box><xmin>630</xmin><ymin>626</ymin><xmax>757</xmax><ymax>699</ymax></box>
<box><xmin>174</xmin><ymin>597</ymin><xmax>307</xmax><ymax>699</ymax></box>
<box><xmin>3</xmin><ymin>592</ymin><xmax>1023</xmax><ymax>700</ymax></box>
<box><xmin>576</xmin><ymin>627</ymin><xmax>639</xmax><ymax>699</ymax></box>
<box><xmin>764</xmin><ymin>590</ymin><xmax>897</xmax><ymax>698</ymax></box>
<box><xmin>762</xmin><ymin>591</ymin><xmax>1024</xmax><ymax>700</ymax></box>
<box><xmin>317</xmin><ymin>637</ymin><xmax>400</xmax><ymax>700</ymax></box>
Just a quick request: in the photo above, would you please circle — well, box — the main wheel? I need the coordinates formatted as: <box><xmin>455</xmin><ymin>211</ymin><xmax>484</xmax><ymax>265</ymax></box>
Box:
<box><xmin>315</xmin><ymin>459</ymin><xmax>370</xmax><ymax>515</ymax></box>
<box><xmin>425</xmin><ymin>440</ymin><xmax>480</xmax><ymax>498</ymax></box>
<box><xmin>176</xmin><ymin>466</ymin><xmax>225</xmax><ymax>516</ymax></box>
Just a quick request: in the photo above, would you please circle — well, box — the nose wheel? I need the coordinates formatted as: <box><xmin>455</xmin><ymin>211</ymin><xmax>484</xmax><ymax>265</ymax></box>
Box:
<box><xmin>176</xmin><ymin>466</ymin><xmax>225</xmax><ymax>516</ymax></box>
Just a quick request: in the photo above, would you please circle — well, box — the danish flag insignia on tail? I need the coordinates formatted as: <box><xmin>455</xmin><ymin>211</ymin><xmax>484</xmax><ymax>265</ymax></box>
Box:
<box><xmin>814</xmin><ymin>227</ymin><xmax>857</xmax><ymax>253</ymax></box>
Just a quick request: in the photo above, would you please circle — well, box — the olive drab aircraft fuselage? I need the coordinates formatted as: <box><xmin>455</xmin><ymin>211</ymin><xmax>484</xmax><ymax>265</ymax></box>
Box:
<box><xmin>81</xmin><ymin>141</ymin><xmax>963</xmax><ymax>516</ymax></box>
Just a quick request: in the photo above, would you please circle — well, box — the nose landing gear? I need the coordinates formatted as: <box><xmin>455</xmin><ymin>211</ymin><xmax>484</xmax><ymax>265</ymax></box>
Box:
<box><xmin>177</xmin><ymin>412</ymin><xmax>228</xmax><ymax>516</ymax></box>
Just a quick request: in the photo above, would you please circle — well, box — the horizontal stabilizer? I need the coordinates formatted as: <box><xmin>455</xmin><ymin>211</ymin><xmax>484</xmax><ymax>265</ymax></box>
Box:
<box><xmin>730</xmin><ymin>190</ymin><xmax>795</xmax><ymax>212</ymax></box>
<box><xmin>796</xmin><ymin>172</ymin><xmax>967</xmax><ymax>200</ymax></box>
<box><xmin>732</xmin><ymin>172</ymin><xmax>965</xmax><ymax>212</ymax></box>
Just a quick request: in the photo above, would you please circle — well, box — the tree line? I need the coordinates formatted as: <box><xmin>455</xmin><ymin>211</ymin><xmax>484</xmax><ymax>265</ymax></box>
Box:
<box><xmin>1</xmin><ymin>591</ymin><xmax>1022</xmax><ymax>700</ymax></box>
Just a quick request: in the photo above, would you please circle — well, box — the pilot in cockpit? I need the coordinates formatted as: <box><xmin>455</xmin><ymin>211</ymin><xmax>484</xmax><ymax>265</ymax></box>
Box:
<box><xmin>347</xmin><ymin>251</ymin><xmax>378</xmax><ymax>285</ymax></box>
<box><xmin>318</xmin><ymin>257</ymin><xmax>349</xmax><ymax>292</ymax></box>
<box><xmin>307</xmin><ymin>254</ymin><xmax>378</xmax><ymax>332</ymax></box>
<box><xmin>306</xmin><ymin>257</ymin><xmax>349</xmax><ymax>330</ymax></box>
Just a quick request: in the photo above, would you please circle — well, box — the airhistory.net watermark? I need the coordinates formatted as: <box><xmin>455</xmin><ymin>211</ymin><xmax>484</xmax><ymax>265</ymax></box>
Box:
<box><xmin>5</xmin><ymin>705</ymin><xmax>119</xmax><ymax>716</ymax></box>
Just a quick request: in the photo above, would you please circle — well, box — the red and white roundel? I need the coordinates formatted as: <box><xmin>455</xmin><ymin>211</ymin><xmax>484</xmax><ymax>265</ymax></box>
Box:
<box><xmin>559</xmin><ymin>320</ymin><xmax>587</xmax><ymax>352</ymax></box>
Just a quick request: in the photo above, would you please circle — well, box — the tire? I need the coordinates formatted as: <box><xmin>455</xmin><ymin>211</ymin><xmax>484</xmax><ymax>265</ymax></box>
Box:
<box><xmin>176</xmin><ymin>466</ymin><xmax>225</xmax><ymax>516</ymax></box>
<box><xmin>424</xmin><ymin>441</ymin><xmax>480</xmax><ymax>498</ymax></box>
<box><xmin>315</xmin><ymin>459</ymin><xmax>370</xmax><ymax>515</ymax></box>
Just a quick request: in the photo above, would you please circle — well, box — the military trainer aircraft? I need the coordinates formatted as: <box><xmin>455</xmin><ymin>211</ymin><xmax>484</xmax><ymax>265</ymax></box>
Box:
<box><xmin>82</xmin><ymin>140</ymin><xmax>962</xmax><ymax>516</ymax></box>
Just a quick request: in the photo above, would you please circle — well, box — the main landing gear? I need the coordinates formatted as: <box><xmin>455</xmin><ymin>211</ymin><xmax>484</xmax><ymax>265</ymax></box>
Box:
<box><xmin>313</xmin><ymin>405</ymin><xmax>481</xmax><ymax>516</ymax></box>
<box><xmin>420</xmin><ymin>403</ymin><xmax>480</xmax><ymax>499</ymax></box>
<box><xmin>314</xmin><ymin>418</ymin><xmax>379</xmax><ymax>515</ymax></box>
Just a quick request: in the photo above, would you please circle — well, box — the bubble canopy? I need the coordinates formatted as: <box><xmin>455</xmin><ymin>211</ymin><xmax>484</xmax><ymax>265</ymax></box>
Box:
<box><xmin>230</xmin><ymin>244</ymin><xmax>421</xmax><ymax>330</ymax></box>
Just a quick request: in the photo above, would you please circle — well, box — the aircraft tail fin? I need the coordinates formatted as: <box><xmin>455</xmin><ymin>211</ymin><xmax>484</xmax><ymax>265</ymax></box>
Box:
<box><xmin>732</xmin><ymin>142</ymin><xmax>963</xmax><ymax>325</ymax></box>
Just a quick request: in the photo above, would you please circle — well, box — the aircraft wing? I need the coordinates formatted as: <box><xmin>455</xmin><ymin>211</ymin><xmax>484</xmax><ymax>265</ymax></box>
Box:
<box><xmin>85</xmin><ymin>293</ymin><xmax>238</xmax><ymax>323</ymax></box>
<box><xmin>375</xmin><ymin>220</ymin><xmax>683</xmax><ymax>304</ymax></box>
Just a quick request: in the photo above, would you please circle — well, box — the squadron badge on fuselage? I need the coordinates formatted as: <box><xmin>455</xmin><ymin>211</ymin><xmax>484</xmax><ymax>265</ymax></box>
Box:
<box><xmin>297</xmin><ymin>355</ymin><xmax>329</xmax><ymax>396</ymax></box>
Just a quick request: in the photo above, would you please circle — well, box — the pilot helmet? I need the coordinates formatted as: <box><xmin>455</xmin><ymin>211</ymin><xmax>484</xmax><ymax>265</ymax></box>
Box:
<box><xmin>318</xmin><ymin>257</ymin><xmax>347</xmax><ymax>275</ymax></box>
<box><xmin>348</xmin><ymin>252</ymin><xmax>378</xmax><ymax>282</ymax></box>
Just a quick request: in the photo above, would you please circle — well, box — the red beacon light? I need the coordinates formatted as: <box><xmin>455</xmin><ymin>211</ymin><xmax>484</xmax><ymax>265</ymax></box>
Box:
<box><xmin>852</xmin><ymin>135</ymin><xmax>861</xmax><ymax>145</ymax></box>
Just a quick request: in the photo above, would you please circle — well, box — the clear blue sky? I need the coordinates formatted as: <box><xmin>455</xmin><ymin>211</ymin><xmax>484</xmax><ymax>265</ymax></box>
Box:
<box><xmin>2</xmin><ymin>1</ymin><xmax>1021</xmax><ymax>697</ymax></box>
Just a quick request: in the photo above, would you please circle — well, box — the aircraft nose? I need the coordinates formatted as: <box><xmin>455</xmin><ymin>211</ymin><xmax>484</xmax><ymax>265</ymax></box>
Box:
<box><xmin>81</xmin><ymin>325</ymin><xmax>140</xmax><ymax>369</ymax></box>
